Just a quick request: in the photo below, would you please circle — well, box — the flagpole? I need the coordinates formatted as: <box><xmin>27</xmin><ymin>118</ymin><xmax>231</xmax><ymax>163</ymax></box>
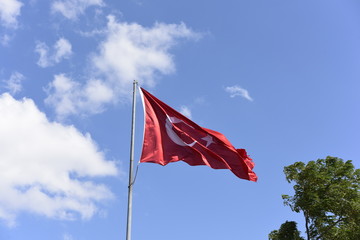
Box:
<box><xmin>126</xmin><ymin>80</ymin><xmax>137</xmax><ymax>240</ymax></box>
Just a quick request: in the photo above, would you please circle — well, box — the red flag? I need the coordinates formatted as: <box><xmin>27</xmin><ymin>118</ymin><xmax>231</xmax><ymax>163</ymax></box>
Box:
<box><xmin>140</xmin><ymin>88</ymin><xmax>257</xmax><ymax>182</ymax></box>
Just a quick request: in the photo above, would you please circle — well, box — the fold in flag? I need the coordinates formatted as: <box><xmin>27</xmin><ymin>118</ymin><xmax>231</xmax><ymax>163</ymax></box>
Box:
<box><xmin>140</xmin><ymin>88</ymin><xmax>257</xmax><ymax>181</ymax></box>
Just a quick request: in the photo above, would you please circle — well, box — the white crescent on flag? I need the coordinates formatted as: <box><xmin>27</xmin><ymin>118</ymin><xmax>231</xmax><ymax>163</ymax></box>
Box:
<box><xmin>165</xmin><ymin>115</ymin><xmax>197</xmax><ymax>147</ymax></box>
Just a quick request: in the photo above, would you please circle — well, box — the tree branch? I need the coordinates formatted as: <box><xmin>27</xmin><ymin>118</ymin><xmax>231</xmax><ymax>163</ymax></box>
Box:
<box><xmin>315</xmin><ymin>217</ymin><xmax>344</xmax><ymax>240</ymax></box>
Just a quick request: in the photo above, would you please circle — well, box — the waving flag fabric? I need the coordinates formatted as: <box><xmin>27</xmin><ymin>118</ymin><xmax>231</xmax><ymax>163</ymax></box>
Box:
<box><xmin>139</xmin><ymin>88</ymin><xmax>257</xmax><ymax>181</ymax></box>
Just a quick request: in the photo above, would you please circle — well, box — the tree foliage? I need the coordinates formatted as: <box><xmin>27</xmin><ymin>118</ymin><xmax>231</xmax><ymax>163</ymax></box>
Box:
<box><xmin>282</xmin><ymin>156</ymin><xmax>360</xmax><ymax>240</ymax></box>
<box><xmin>269</xmin><ymin>221</ymin><xmax>304</xmax><ymax>240</ymax></box>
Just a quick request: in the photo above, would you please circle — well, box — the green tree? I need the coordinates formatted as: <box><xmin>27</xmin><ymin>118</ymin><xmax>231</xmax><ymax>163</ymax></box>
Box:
<box><xmin>269</xmin><ymin>221</ymin><xmax>304</xmax><ymax>240</ymax></box>
<box><xmin>282</xmin><ymin>156</ymin><xmax>360</xmax><ymax>240</ymax></box>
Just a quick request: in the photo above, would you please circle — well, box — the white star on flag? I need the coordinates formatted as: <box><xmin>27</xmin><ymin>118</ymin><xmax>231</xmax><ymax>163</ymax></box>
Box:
<box><xmin>202</xmin><ymin>134</ymin><xmax>214</xmax><ymax>147</ymax></box>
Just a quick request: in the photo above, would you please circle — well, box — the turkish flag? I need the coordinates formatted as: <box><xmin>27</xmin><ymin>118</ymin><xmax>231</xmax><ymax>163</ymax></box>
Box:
<box><xmin>140</xmin><ymin>88</ymin><xmax>257</xmax><ymax>182</ymax></box>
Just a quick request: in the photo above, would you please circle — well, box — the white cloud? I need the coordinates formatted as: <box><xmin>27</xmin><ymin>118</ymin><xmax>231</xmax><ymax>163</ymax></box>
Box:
<box><xmin>0</xmin><ymin>93</ymin><xmax>118</xmax><ymax>226</ymax></box>
<box><xmin>2</xmin><ymin>72</ymin><xmax>24</xmax><ymax>95</ymax></box>
<box><xmin>225</xmin><ymin>85</ymin><xmax>253</xmax><ymax>101</ymax></box>
<box><xmin>92</xmin><ymin>16</ymin><xmax>200</xmax><ymax>91</ymax></box>
<box><xmin>35</xmin><ymin>42</ymin><xmax>50</xmax><ymax>67</ymax></box>
<box><xmin>1</xmin><ymin>34</ymin><xmax>12</xmax><ymax>46</ymax></box>
<box><xmin>46</xmin><ymin>15</ymin><xmax>200</xmax><ymax>118</ymax></box>
<box><xmin>51</xmin><ymin>0</ymin><xmax>104</xmax><ymax>20</ymax></box>
<box><xmin>35</xmin><ymin>38</ymin><xmax>72</xmax><ymax>68</ymax></box>
<box><xmin>0</xmin><ymin>0</ymin><xmax>23</xmax><ymax>28</ymax></box>
<box><xmin>63</xmin><ymin>233</ymin><xmax>74</xmax><ymax>240</ymax></box>
<box><xmin>45</xmin><ymin>74</ymin><xmax>114</xmax><ymax>118</ymax></box>
<box><xmin>179</xmin><ymin>105</ymin><xmax>192</xmax><ymax>119</ymax></box>
<box><xmin>54</xmin><ymin>38</ymin><xmax>73</xmax><ymax>62</ymax></box>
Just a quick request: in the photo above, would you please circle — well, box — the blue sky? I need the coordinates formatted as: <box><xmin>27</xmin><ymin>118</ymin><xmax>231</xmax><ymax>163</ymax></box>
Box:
<box><xmin>0</xmin><ymin>0</ymin><xmax>359</xmax><ymax>239</ymax></box>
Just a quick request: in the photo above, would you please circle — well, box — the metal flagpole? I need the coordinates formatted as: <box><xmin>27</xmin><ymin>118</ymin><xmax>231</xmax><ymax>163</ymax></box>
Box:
<box><xmin>126</xmin><ymin>80</ymin><xmax>137</xmax><ymax>240</ymax></box>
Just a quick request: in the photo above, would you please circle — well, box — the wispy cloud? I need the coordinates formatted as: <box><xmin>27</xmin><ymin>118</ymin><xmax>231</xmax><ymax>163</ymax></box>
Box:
<box><xmin>0</xmin><ymin>93</ymin><xmax>118</xmax><ymax>226</ymax></box>
<box><xmin>63</xmin><ymin>233</ymin><xmax>74</xmax><ymax>240</ymax></box>
<box><xmin>1</xmin><ymin>34</ymin><xmax>12</xmax><ymax>46</ymax></box>
<box><xmin>2</xmin><ymin>72</ymin><xmax>24</xmax><ymax>95</ymax></box>
<box><xmin>0</xmin><ymin>0</ymin><xmax>23</xmax><ymax>29</ymax></box>
<box><xmin>45</xmin><ymin>15</ymin><xmax>200</xmax><ymax>118</ymax></box>
<box><xmin>225</xmin><ymin>85</ymin><xmax>253</xmax><ymax>101</ymax></box>
<box><xmin>51</xmin><ymin>0</ymin><xmax>104</xmax><ymax>20</ymax></box>
<box><xmin>179</xmin><ymin>105</ymin><xmax>192</xmax><ymax>119</ymax></box>
<box><xmin>35</xmin><ymin>38</ymin><xmax>72</xmax><ymax>68</ymax></box>
<box><xmin>54</xmin><ymin>38</ymin><xmax>73</xmax><ymax>62</ymax></box>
